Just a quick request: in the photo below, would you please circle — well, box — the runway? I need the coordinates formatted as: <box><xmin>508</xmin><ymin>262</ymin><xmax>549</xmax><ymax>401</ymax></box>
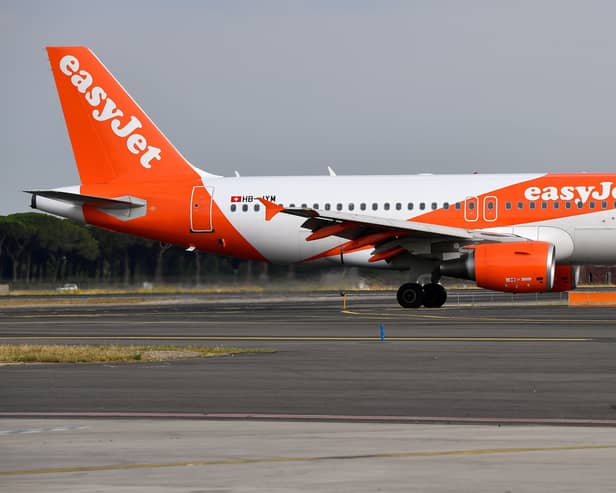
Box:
<box><xmin>1</xmin><ymin>291</ymin><xmax>615</xmax><ymax>422</ymax></box>
<box><xmin>2</xmin><ymin>292</ymin><xmax>616</xmax><ymax>492</ymax></box>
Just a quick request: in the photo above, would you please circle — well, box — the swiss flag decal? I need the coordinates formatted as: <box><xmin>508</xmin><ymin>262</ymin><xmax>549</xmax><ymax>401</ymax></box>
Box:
<box><xmin>231</xmin><ymin>196</ymin><xmax>242</xmax><ymax>203</ymax></box>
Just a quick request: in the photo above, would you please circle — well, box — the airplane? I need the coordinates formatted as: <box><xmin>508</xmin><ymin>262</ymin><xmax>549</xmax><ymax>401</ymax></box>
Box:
<box><xmin>27</xmin><ymin>46</ymin><xmax>616</xmax><ymax>308</ymax></box>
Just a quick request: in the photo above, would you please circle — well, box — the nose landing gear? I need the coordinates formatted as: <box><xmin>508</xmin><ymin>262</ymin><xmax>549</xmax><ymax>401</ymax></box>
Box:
<box><xmin>396</xmin><ymin>282</ymin><xmax>447</xmax><ymax>308</ymax></box>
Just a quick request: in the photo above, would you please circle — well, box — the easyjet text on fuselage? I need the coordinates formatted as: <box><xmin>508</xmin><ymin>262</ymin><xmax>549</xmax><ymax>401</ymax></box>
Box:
<box><xmin>524</xmin><ymin>182</ymin><xmax>616</xmax><ymax>203</ymax></box>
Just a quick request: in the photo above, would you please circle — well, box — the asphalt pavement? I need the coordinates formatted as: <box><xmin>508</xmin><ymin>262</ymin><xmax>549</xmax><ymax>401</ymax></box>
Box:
<box><xmin>1</xmin><ymin>292</ymin><xmax>615</xmax><ymax>421</ymax></box>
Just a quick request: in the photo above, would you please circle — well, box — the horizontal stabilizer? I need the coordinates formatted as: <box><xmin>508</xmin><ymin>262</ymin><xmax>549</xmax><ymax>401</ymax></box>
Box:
<box><xmin>25</xmin><ymin>190</ymin><xmax>144</xmax><ymax>208</ymax></box>
<box><xmin>26</xmin><ymin>189</ymin><xmax>147</xmax><ymax>222</ymax></box>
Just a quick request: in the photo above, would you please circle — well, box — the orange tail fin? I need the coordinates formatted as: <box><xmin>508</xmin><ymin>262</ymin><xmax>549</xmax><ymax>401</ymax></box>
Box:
<box><xmin>47</xmin><ymin>46</ymin><xmax>200</xmax><ymax>185</ymax></box>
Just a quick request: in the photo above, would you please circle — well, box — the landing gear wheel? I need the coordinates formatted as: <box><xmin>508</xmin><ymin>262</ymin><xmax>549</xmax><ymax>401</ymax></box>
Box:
<box><xmin>397</xmin><ymin>282</ymin><xmax>424</xmax><ymax>308</ymax></box>
<box><xmin>422</xmin><ymin>283</ymin><xmax>447</xmax><ymax>308</ymax></box>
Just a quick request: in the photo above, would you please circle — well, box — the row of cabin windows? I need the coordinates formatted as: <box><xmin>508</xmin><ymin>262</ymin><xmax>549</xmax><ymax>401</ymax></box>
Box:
<box><xmin>230</xmin><ymin>202</ymin><xmax>449</xmax><ymax>213</ymax></box>
<box><xmin>229</xmin><ymin>200</ymin><xmax>616</xmax><ymax>213</ymax></box>
<box><xmin>504</xmin><ymin>200</ymin><xmax>616</xmax><ymax>210</ymax></box>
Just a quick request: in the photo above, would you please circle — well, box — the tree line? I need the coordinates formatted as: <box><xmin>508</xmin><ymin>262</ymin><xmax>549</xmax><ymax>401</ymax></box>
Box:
<box><xmin>0</xmin><ymin>212</ymin><xmax>271</xmax><ymax>288</ymax></box>
<box><xmin>1</xmin><ymin>212</ymin><xmax>614</xmax><ymax>289</ymax></box>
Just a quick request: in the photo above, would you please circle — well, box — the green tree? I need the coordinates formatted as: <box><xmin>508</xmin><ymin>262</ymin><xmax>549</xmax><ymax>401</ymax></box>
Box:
<box><xmin>0</xmin><ymin>215</ymin><xmax>35</xmax><ymax>281</ymax></box>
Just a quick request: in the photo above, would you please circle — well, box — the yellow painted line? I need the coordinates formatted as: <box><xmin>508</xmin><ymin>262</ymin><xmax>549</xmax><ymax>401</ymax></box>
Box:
<box><xmin>342</xmin><ymin>310</ymin><xmax>614</xmax><ymax>324</ymax></box>
<box><xmin>0</xmin><ymin>336</ymin><xmax>591</xmax><ymax>342</ymax></box>
<box><xmin>0</xmin><ymin>320</ymin><xmax>312</xmax><ymax>326</ymax></box>
<box><xmin>3</xmin><ymin>310</ymin><xmax>613</xmax><ymax>324</ymax></box>
<box><xmin>1</xmin><ymin>444</ymin><xmax>613</xmax><ymax>476</ymax></box>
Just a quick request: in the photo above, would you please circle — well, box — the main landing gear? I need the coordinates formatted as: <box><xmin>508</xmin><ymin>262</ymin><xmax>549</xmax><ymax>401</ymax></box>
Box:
<box><xmin>396</xmin><ymin>282</ymin><xmax>447</xmax><ymax>308</ymax></box>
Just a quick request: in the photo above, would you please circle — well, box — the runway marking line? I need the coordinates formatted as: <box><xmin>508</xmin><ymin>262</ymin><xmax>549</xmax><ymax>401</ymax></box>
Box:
<box><xmin>0</xmin><ymin>336</ymin><xmax>591</xmax><ymax>342</ymax></box>
<box><xmin>3</xmin><ymin>308</ymin><xmax>615</xmax><ymax>325</ymax></box>
<box><xmin>1</xmin><ymin>444</ymin><xmax>614</xmax><ymax>476</ymax></box>
<box><xmin>343</xmin><ymin>310</ymin><xmax>614</xmax><ymax>324</ymax></box>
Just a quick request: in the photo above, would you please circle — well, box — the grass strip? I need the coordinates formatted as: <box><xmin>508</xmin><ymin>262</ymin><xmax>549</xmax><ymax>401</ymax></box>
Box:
<box><xmin>0</xmin><ymin>344</ymin><xmax>272</xmax><ymax>364</ymax></box>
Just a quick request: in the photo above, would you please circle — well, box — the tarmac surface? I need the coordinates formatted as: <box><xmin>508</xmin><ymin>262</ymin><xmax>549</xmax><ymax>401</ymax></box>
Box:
<box><xmin>0</xmin><ymin>290</ymin><xmax>615</xmax><ymax>421</ymax></box>
<box><xmin>1</xmin><ymin>419</ymin><xmax>615</xmax><ymax>492</ymax></box>
<box><xmin>1</xmin><ymin>291</ymin><xmax>616</xmax><ymax>491</ymax></box>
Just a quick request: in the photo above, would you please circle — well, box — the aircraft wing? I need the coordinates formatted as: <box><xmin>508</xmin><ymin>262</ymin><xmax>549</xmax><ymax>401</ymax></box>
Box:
<box><xmin>259</xmin><ymin>199</ymin><xmax>524</xmax><ymax>263</ymax></box>
<box><xmin>284</xmin><ymin>208</ymin><xmax>475</xmax><ymax>240</ymax></box>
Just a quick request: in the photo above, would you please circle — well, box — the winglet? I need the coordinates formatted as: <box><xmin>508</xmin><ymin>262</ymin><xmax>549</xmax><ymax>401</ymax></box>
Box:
<box><xmin>258</xmin><ymin>198</ymin><xmax>284</xmax><ymax>221</ymax></box>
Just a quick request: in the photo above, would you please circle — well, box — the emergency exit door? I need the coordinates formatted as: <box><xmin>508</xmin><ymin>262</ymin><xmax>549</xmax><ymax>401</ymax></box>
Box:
<box><xmin>190</xmin><ymin>186</ymin><xmax>214</xmax><ymax>232</ymax></box>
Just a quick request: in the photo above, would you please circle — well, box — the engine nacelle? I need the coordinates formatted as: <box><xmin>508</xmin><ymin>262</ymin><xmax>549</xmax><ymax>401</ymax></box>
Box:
<box><xmin>551</xmin><ymin>264</ymin><xmax>580</xmax><ymax>292</ymax></box>
<box><xmin>440</xmin><ymin>241</ymin><xmax>556</xmax><ymax>293</ymax></box>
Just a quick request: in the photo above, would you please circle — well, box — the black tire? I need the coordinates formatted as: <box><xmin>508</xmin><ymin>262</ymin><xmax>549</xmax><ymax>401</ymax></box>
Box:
<box><xmin>422</xmin><ymin>283</ymin><xmax>447</xmax><ymax>308</ymax></box>
<box><xmin>397</xmin><ymin>282</ymin><xmax>424</xmax><ymax>308</ymax></box>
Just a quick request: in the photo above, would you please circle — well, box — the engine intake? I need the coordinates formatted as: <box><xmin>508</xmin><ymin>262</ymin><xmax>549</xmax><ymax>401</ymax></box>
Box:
<box><xmin>440</xmin><ymin>241</ymin><xmax>556</xmax><ymax>293</ymax></box>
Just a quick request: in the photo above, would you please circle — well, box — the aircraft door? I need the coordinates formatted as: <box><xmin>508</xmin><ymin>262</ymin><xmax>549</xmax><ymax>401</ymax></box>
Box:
<box><xmin>190</xmin><ymin>186</ymin><xmax>215</xmax><ymax>232</ymax></box>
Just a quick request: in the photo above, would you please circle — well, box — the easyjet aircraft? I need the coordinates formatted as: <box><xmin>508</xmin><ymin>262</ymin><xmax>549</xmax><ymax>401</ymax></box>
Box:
<box><xmin>28</xmin><ymin>47</ymin><xmax>616</xmax><ymax>308</ymax></box>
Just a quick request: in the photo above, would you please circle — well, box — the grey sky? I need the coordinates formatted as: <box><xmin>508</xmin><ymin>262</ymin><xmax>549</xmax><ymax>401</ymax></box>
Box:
<box><xmin>2</xmin><ymin>0</ymin><xmax>616</xmax><ymax>214</ymax></box>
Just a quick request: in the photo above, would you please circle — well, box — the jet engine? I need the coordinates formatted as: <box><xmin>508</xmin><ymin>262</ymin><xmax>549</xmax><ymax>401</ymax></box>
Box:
<box><xmin>551</xmin><ymin>264</ymin><xmax>580</xmax><ymax>292</ymax></box>
<box><xmin>440</xmin><ymin>241</ymin><xmax>556</xmax><ymax>293</ymax></box>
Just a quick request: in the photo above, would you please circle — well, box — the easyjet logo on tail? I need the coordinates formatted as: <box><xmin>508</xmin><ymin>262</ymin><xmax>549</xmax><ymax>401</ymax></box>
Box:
<box><xmin>59</xmin><ymin>55</ymin><xmax>161</xmax><ymax>169</ymax></box>
<box><xmin>524</xmin><ymin>182</ymin><xmax>616</xmax><ymax>203</ymax></box>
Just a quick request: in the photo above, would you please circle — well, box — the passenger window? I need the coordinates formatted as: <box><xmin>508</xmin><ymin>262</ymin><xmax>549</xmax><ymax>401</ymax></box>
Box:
<box><xmin>408</xmin><ymin>203</ymin><xmax>414</xmax><ymax>210</ymax></box>
<box><xmin>431</xmin><ymin>202</ymin><xmax>438</xmax><ymax>210</ymax></box>
<box><xmin>455</xmin><ymin>202</ymin><xmax>461</xmax><ymax>210</ymax></box>
<box><xmin>231</xmin><ymin>204</ymin><xmax>237</xmax><ymax>212</ymax></box>
<box><xmin>336</xmin><ymin>203</ymin><xmax>343</xmax><ymax>211</ymax></box>
<box><xmin>487</xmin><ymin>202</ymin><xmax>494</xmax><ymax>210</ymax></box>
<box><xmin>505</xmin><ymin>202</ymin><xmax>512</xmax><ymax>210</ymax></box>
<box><xmin>541</xmin><ymin>202</ymin><xmax>547</xmax><ymax>209</ymax></box>
<box><xmin>242</xmin><ymin>204</ymin><xmax>248</xmax><ymax>212</ymax></box>
<box><xmin>325</xmin><ymin>203</ymin><xmax>331</xmax><ymax>211</ymax></box>
<box><xmin>395</xmin><ymin>202</ymin><xmax>402</xmax><ymax>210</ymax></box>
<box><xmin>589</xmin><ymin>201</ymin><xmax>596</xmax><ymax>209</ymax></box>
<box><xmin>602</xmin><ymin>201</ymin><xmax>608</xmax><ymax>209</ymax></box>
<box><xmin>565</xmin><ymin>202</ymin><xmax>572</xmax><ymax>209</ymax></box>
<box><xmin>313</xmin><ymin>203</ymin><xmax>319</xmax><ymax>209</ymax></box>
<box><xmin>517</xmin><ymin>202</ymin><xmax>524</xmax><ymax>209</ymax></box>
<box><xmin>360</xmin><ymin>203</ymin><xmax>367</xmax><ymax>211</ymax></box>
<box><xmin>372</xmin><ymin>203</ymin><xmax>378</xmax><ymax>211</ymax></box>
<box><xmin>577</xmin><ymin>201</ymin><xmax>583</xmax><ymax>209</ymax></box>
<box><xmin>301</xmin><ymin>203</ymin><xmax>307</xmax><ymax>208</ymax></box>
<box><xmin>254</xmin><ymin>204</ymin><xmax>260</xmax><ymax>212</ymax></box>
<box><xmin>384</xmin><ymin>203</ymin><xmax>390</xmax><ymax>211</ymax></box>
<box><xmin>553</xmin><ymin>202</ymin><xmax>559</xmax><ymax>209</ymax></box>
<box><xmin>529</xmin><ymin>202</ymin><xmax>536</xmax><ymax>209</ymax></box>
<box><xmin>347</xmin><ymin>203</ymin><xmax>354</xmax><ymax>211</ymax></box>
<box><xmin>467</xmin><ymin>202</ymin><xmax>474</xmax><ymax>210</ymax></box>
<box><xmin>443</xmin><ymin>202</ymin><xmax>449</xmax><ymax>210</ymax></box>
<box><xmin>420</xmin><ymin>202</ymin><xmax>426</xmax><ymax>210</ymax></box>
